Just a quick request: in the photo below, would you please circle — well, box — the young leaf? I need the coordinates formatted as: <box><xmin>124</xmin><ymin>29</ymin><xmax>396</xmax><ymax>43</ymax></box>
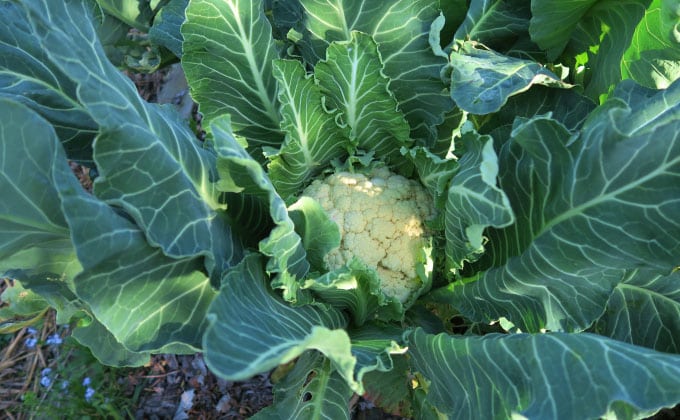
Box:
<box><xmin>268</xmin><ymin>59</ymin><xmax>350</xmax><ymax>201</ymax></box>
<box><xmin>298</xmin><ymin>0</ymin><xmax>454</xmax><ymax>145</ymax></box>
<box><xmin>408</xmin><ymin>328</ymin><xmax>680</xmax><ymax>420</ymax></box>
<box><xmin>529</xmin><ymin>0</ymin><xmax>598</xmax><ymax>60</ymax></box>
<box><xmin>314</xmin><ymin>31</ymin><xmax>411</xmax><ymax>163</ymax></box>
<box><xmin>288</xmin><ymin>196</ymin><xmax>341</xmax><ymax>273</ymax></box>
<box><xmin>303</xmin><ymin>259</ymin><xmax>404</xmax><ymax>326</ymax></box>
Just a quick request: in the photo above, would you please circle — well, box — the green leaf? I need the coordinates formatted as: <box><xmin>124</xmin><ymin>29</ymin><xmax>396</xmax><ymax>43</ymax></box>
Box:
<box><xmin>182</xmin><ymin>0</ymin><xmax>283</xmax><ymax>148</ymax></box>
<box><xmin>450</xmin><ymin>42</ymin><xmax>568</xmax><ymax>115</ymax></box>
<box><xmin>149</xmin><ymin>0</ymin><xmax>188</xmax><ymax>57</ymax></box>
<box><xmin>0</xmin><ymin>2</ymin><xmax>97</xmax><ymax>162</ymax></box>
<box><xmin>0</xmin><ymin>281</ymin><xmax>49</xmax><ymax>320</ymax></box>
<box><xmin>71</xmin><ymin>318</ymin><xmax>152</xmax><ymax>367</ymax></box>
<box><xmin>529</xmin><ymin>0</ymin><xmax>598</xmax><ymax>60</ymax></box>
<box><xmin>404</xmin><ymin>147</ymin><xmax>460</xmax><ymax>228</ymax></box>
<box><xmin>592</xmin><ymin>269</ymin><xmax>680</xmax><ymax>353</ymax></box>
<box><xmin>453</xmin><ymin>0</ymin><xmax>531</xmax><ymax>50</ymax></box>
<box><xmin>210</xmin><ymin>115</ymin><xmax>309</xmax><ymax>299</ymax></box>
<box><xmin>531</xmin><ymin>0</ymin><xmax>655</xmax><ymax>101</ymax></box>
<box><xmin>55</xmin><ymin>157</ymin><xmax>217</xmax><ymax>354</ymax></box>
<box><xmin>445</xmin><ymin>128</ymin><xmax>514</xmax><ymax>269</ymax></box>
<box><xmin>203</xmin><ymin>255</ymin><xmax>362</xmax><ymax>391</ymax></box>
<box><xmin>445</xmin><ymin>79</ymin><xmax>680</xmax><ymax>332</ymax></box>
<box><xmin>268</xmin><ymin>59</ymin><xmax>350</xmax><ymax>200</ymax></box>
<box><xmin>0</xmin><ymin>96</ymin><xmax>213</xmax><ymax>358</ymax></box>
<box><xmin>568</xmin><ymin>0</ymin><xmax>650</xmax><ymax>101</ymax></box>
<box><xmin>288</xmin><ymin>196</ymin><xmax>341</xmax><ymax>273</ymax></box>
<box><xmin>21</xmin><ymin>0</ymin><xmax>241</xmax><ymax>277</ymax></box>
<box><xmin>298</xmin><ymin>0</ymin><xmax>454</xmax><ymax>145</ymax></box>
<box><xmin>348</xmin><ymin>323</ymin><xmax>407</xmax><ymax>383</ymax></box>
<box><xmin>408</xmin><ymin>328</ymin><xmax>680</xmax><ymax>420</ymax></box>
<box><xmin>303</xmin><ymin>259</ymin><xmax>404</xmax><ymax>326</ymax></box>
<box><xmin>0</xmin><ymin>98</ymin><xmax>81</xmax><ymax>282</ymax></box>
<box><xmin>254</xmin><ymin>352</ymin><xmax>353</xmax><ymax>420</ymax></box>
<box><xmin>471</xmin><ymin>85</ymin><xmax>596</xmax><ymax>143</ymax></box>
<box><xmin>361</xmin><ymin>354</ymin><xmax>414</xmax><ymax>418</ymax></box>
<box><xmin>314</xmin><ymin>31</ymin><xmax>411</xmax><ymax>164</ymax></box>
<box><xmin>622</xmin><ymin>0</ymin><xmax>680</xmax><ymax>89</ymax></box>
<box><xmin>94</xmin><ymin>0</ymin><xmax>154</xmax><ymax>31</ymax></box>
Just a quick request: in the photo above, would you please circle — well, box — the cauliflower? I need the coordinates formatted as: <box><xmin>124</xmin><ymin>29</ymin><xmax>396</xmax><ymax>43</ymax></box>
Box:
<box><xmin>301</xmin><ymin>167</ymin><xmax>434</xmax><ymax>303</ymax></box>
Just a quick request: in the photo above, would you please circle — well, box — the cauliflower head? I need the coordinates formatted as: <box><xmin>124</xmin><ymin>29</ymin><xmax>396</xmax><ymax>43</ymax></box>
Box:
<box><xmin>301</xmin><ymin>167</ymin><xmax>434</xmax><ymax>303</ymax></box>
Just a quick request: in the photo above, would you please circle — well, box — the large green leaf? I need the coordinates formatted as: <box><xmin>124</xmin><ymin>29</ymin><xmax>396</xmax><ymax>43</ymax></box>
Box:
<box><xmin>21</xmin><ymin>0</ymin><xmax>242</xmax><ymax>278</ymax></box>
<box><xmin>622</xmin><ymin>0</ymin><xmax>680</xmax><ymax>89</ymax></box>
<box><xmin>203</xmin><ymin>255</ymin><xmax>360</xmax><ymax>390</ymax></box>
<box><xmin>53</xmin><ymin>145</ymin><xmax>216</xmax><ymax>355</ymax></box>
<box><xmin>592</xmin><ymin>269</ymin><xmax>680</xmax><ymax>353</ymax></box>
<box><xmin>408</xmin><ymin>328</ymin><xmax>680</xmax><ymax>419</ymax></box>
<box><xmin>0</xmin><ymin>98</ymin><xmax>80</xmax><ymax>281</ymax></box>
<box><xmin>442</xmin><ymin>79</ymin><xmax>680</xmax><ymax>332</ymax></box>
<box><xmin>314</xmin><ymin>31</ymin><xmax>411</xmax><ymax>164</ymax></box>
<box><xmin>0</xmin><ymin>97</ymin><xmax>213</xmax><ymax>359</ymax></box>
<box><xmin>267</xmin><ymin>59</ymin><xmax>350</xmax><ymax>201</ymax></box>
<box><xmin>531</xmin><ymin>0</ymin><xmax>654</xmax><ymax>101</ymax></box>
<box><xmin>529</xmin><ymin>0</ymin><xmax>598</xmax><ymax>60</ymax></box>
<box><xmin>568</xmin><ymin>0</ymin><xmax>650</xmax><ymax>101</ymax></box>
<box><xmin>0</xmin><ymin>2</ymin><xmax>97</xmax><ymax>162</ymax></box>
<box><xmin>453</xmin><ymin>0</ymin><xmax>531</xmax><ymax>50</ymax></box>
<box><xmin>182</xmin><ymin>0</ymin><xmax>283</xmax><ymax>148</ymax></box>
<box><xmin>450</xmin><ymin>42</ymin><xmax>568</xmax><ymax>115</ymax></box>
<box><xmin>298</xmin><ymin>0</ymin><xmax>454</xmax><ymax>145</ymax></box>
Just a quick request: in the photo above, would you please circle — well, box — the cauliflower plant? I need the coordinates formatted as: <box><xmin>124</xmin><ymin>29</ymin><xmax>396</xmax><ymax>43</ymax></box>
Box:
<box><xmin>301</xmin><ymin>167</ymin><xmax>435</xmax><ymax>303</ymax></box>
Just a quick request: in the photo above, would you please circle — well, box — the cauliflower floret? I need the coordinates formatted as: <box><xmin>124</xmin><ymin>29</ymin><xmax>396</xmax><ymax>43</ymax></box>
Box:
<box><xmin>301</xmin><ymin>168</ymin><xmax>434</xmax><ymax>303</ymax></box>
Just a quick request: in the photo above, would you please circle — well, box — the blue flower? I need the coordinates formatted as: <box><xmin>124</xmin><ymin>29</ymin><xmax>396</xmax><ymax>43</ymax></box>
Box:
<box><xmin>40</xmin><ymin>376</ymin><xmax>52</xmax><ymax>387</ymax></box>
<box><xmin>84</xmin><ymin>387</ymin><xmax>95</xmax><ymax>402</ymax></box>
<box><xmin>25</xmin><ymin>337</ymin><xmax>38</xmax><ymax>348</ymax></box>
<box><xmin>46</xmin><ymin>333</ymin><xmax>63</xmax><ymax>346</ymax></box>
<box><xmin>27</xmin><ymin>327</ymin><xmax>37</xmax><ymax>335</ymax></box>
<box><xmin>82</xmin><ymin>377</ymin><xmax>91</xmax><ymax>387</ymax></box>
<box><xmin>39</xmin><ymin>367</ymin><xmax>53</xmax><ymax>387</ymax></box>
